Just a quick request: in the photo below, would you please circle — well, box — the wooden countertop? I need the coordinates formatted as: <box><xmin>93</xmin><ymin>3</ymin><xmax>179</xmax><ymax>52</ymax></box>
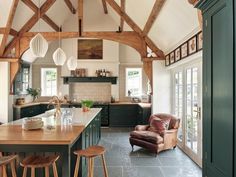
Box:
<box><xmin>110</xmin><ymin>102</ymin><xmax>152</xmax><ymax>108</ymax></box>
<box><xmin>0</xmin><ymin>108</ymin><xmax>101</xmax><ymax>145</ymax></box>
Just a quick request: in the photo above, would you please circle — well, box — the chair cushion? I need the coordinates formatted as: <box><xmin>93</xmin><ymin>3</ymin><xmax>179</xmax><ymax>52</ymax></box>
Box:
<box><xmin>130</xmin><ymin>131</ymin><xmax>164</xmax><ymax>144</ymax></box>
<box><xmin>148</xmin><ymin>117</ymin><xmax>171</xmax><ymax>135</ymax></box>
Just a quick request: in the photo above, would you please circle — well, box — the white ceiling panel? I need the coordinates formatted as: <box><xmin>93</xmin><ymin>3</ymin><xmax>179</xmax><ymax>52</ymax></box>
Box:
<box><xmin>12</xmin><ymin>1</ymin><xmax>34</xmax><ymax>31</ymax></box>
<box><xmin>46</xmin><ymin>0</ymin><xmax>71</xmax><ymax>27</ymax></box>
<box><xmin>125</xmin><ymin>0</ymin><xmax>156</xmax><ymax>30</ymax></box>
<box><xmin>0</xmin><ymin>0</ymin><xmax>14</xmax><ymax>27</ymax></box>
<box><xmin>149</xmin><ymin>0</ymin><xmax>199</xmax><ymax>53</ymax></box>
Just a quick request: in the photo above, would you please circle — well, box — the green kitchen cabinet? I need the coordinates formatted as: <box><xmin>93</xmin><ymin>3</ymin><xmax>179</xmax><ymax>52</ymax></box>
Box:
<box><xmin>137</xmin><ymin>105</ymin><xmax>151</xmax><ymax>125</ymax></box>
<box><xmin>109</xmin><ymin>104</ymin><xmax>138</xmax><ymax>127</ymax></box>
<box><xmin>197</xmin><ymin>0</ymin><xmax>234</xmax><ymax>177</ymax></box>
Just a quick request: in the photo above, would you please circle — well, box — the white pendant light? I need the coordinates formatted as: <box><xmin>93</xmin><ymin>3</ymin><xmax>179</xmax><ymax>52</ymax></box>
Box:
<box><xmin>29</xmin><ymin>0</ymin><xmax>48</xmax><ymax>58</ymax></box>
<box><xmin>53</xmin><ymin>48</ymin><xmax>66</xmax><ymax>66</ymax></box>
<box><xmin>67</xmin><ymin>56</ymin><xmax>77</xmax><ymax>70</ymax></box>
<box><xmin>30</xmin><ymin>33</ymin><xmax>48</xmax><ymax>58</ymax></box>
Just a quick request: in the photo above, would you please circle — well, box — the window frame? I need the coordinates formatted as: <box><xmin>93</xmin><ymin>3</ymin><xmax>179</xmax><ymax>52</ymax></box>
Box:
<box><xmin>125</xmin><ymin>67</ymin><xmax>142</xmax><ymax>97</ymax></box>
<box><xmin>41</xmin><ymin>68</ymin><xmax>58</xmax><ymax>97</ymax></box>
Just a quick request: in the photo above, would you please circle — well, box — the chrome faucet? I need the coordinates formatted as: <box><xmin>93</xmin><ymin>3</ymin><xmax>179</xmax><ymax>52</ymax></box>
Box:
<box><xmin>48</xmin><ymin>96</ymin><xmax>63</xmax><ymax>118</ymax></box>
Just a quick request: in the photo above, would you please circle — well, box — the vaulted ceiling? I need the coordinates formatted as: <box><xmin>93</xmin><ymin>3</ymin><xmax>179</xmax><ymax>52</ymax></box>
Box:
<box><xmin>0</xmin><ymin>0</ymin><xmax>199</xmax><ymax>56</ymax></box>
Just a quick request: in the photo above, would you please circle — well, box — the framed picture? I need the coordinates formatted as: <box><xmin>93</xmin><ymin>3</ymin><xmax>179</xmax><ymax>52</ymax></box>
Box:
<box><xmin>78</xmin><ymin>39</ymin><xmax>103</xmax><ymax>59</ymax></box>
<box><xmin>197</xmin><ymin>31</ymin><xmax>203</xmax><ymax>50</ymax></box>
<box><xmin>175</xmin><ymin>48</ymin><xmax>181</xmax><ymax>61</ymax></box>
<box><xmin>170</xmin><ymin>52</ymin><xmax>175</xmax><ymax>64</ymax></box>
<box><xmin>165</xmin><ymin>55</ymin><xmax>170</xmax><ymax>66</ymax></box>
<box><xmin>188</xmin><ymin>36</ymin><xmax>197</xmax><ymax>54</ymax></box>
<box><xmin>181</xmin><ymin>43</ymin><xmax>188</xmax><ymax>58</ymax></box>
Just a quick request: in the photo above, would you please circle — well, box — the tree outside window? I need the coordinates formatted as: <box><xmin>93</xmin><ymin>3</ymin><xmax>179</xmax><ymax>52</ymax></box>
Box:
<box><xmin>126</xmin><ymin>68</ymin><xmax>142</xmax><ymax>97</ymax></box>
<box><xmin>41</xmin><ymin>68</ymin><xmax>57</xmax><ymax>96</ymax></box>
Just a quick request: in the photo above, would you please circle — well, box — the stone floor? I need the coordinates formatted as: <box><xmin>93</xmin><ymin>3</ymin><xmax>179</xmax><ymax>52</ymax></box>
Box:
<box><xmin>94</xmin><ymin>127</ymin><xmax>202</xmax><ymax>177</ymax></box>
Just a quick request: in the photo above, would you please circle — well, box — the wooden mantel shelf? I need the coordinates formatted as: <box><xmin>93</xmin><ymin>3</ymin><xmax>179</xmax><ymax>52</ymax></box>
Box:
<box><xmin>62</xmin><ymin>76</ymin><xmax>118</xmax><ymax>85</ymax></box>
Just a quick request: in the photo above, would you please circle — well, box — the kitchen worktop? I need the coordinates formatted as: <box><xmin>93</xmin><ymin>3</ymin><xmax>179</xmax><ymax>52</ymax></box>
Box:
<box><xmin>13</xmin><ymin>101</ymin><xmax>151</xmax><ymax>108</ymax></box>
<box><xmin>0</xmin><ymin>108</ymin><xmax>101</xmax><ymax>145</ymax></box>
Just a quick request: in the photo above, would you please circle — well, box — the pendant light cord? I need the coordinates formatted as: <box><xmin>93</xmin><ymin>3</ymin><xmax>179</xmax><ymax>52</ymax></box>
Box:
<box><xmin>38</xmin><ymin>0</ymin><xmax>41</xmax><ymax>32</ymax></box>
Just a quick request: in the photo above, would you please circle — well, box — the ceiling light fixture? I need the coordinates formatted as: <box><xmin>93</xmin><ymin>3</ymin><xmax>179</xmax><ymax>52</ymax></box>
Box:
<box><xmin>67</xmin><ymin>56</ymin><xmax>77</xmax><ymax>70</ymax></box>
<box><xmin>29</xmin><ymin>0</ymin><xmax>48</xmax><ymax>59</ymax></box>
<box><xmin>53</xmin><ymin>30</ymin><xmax>66</xmax><ymax>66</ymax></box>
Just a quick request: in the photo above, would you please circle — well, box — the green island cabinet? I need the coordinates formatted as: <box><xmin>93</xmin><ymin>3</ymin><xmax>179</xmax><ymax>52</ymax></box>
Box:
<box><xmin>197</xmin><ymin>1</ymin><xmax>234</xmax><ymax>177</ymax></box>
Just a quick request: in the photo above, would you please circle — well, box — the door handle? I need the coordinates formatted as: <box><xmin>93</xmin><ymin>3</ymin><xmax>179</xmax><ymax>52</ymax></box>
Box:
<box><xmin>194</xmin><ymin>107</ymin><xmax>201</xmax><ymax>120</ymax></box>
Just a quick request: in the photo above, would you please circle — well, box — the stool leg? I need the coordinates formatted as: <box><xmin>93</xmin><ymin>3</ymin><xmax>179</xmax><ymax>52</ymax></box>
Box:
<box><xmin>31</xmin><ymin>167</ymin><xmax>35</xmax><ymax>177</ymax></box>
<box><xmin>87</xmin><ymin>158</ymin><xmax>92</xmax><ymax>177</ymax></box>
<box><xmin>101</xmin><ymin>154</ymin><xmax>108</xmax><ymax>177</ymax></box>
<box><xmin>74</xmin><ymin>156</ymin><xmax>80</xmax><ymax>177</ymax></box>
<box><xmin>3</xmin><ymin>165</ymin><xmax>7</xmax><ymax>177</ymax></box>
<box><xmin>10</xmin><ymin>161</ymin><xmax>17</xmax><ymax>177</ymax></box>
<box><xmin>22</xmin><ymin>167</ymin><xmax>27</xmax><ymax>177</ymax></box>
<box><xmin>45</xmin><ymin>166</ymin><xmax>49</xmax><ymax>177</ymax></box>
<box><xmin>52</xmin><ymin>162</ymin><xmax>58</xmax><ymax>177</ymax></box>
<box><xmin>90</xmin><ymin>158</ymin><xmax>94</xmax><ymax>177</ymax></box>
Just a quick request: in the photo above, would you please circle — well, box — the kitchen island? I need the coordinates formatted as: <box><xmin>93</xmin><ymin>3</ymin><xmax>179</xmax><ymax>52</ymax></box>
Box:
<box><xmin>0</xmin><ymin>108</ymin><xmax>102</xmax><ymax>177</ymax></box>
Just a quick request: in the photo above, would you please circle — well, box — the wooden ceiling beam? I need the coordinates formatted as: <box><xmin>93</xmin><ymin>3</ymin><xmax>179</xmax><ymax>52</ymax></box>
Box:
<box><xmin>0</xmin><ymin>0</ymin><xmax>19</xmax><ymax>56</ymax></box>
<box><xmin>42</xmin><ymin>15</ymin><xmax>61</xmax><ymax>32</ymax></box>
<box><xmin>0</xmin><ymin>58</ymin><xmax>19</xmax><ymax>62</ymax></box>
<box><xmin>143</xmin><ymin>0</ymin><xmax>165</xmax><ymax>36</ymax></box>
<box><xmin>78</xmin><ymin>0</ymin><xmax>83</xmax><ymax>36</ymax></box>
<box><xmin>101</xmin><ymin>0</ymin><xmax>108</xmax><ymax>14</ymax></box>
<box><xmin>64</xmin><ymin>0</ymin><xmax>76</xmax><ymax>14</ymax></box>
<box><xmin>105</xmin><ymin>0</ymin><xmax>164</xmax><ymax>59</ymax></box>
<box><xmin>21</xmin><ymin>0</ymin><xmax>60</xmax><ymax>32</ymax></box>
<box><xmin>120</xmin><ymin>0</ymin><xmax>125</xmax><ymax>31</ymax></box>
<box><xmin>0</xmin><ymin>28</ymin><xmax>18</xmax><ymax>36</ymax></box>
<box><xmin>3</xmin><ymin>0</ymin><xmax>56</xmax><ymax>57</ymax></box>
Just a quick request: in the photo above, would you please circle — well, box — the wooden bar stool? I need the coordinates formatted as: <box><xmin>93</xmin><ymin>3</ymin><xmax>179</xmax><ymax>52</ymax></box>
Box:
<box><xmin>74</xmin><ymin>145</ymin><xmax>108</xmax><ymax>177</ymax></box>
<box><xmin>0</xmin><ymin>155</ymin><xmax>18</xmax><ymax>177</ymax></box>
<box><xmin>20</xmin><ymin>155</ymin><xmax>59</xmax><ymax>177</ymax></box>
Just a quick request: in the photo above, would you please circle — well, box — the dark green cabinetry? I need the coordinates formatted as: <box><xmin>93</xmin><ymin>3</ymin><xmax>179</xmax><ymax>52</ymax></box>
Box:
<box><xmin>109</xmin><ymin>104</ymin><xmax>151</xmax><ymax>127</ymax></box>
<box><xmin>197</xmin><ymin>1</ymin><xmax>234</xmax><ymax>177</ymax></box>
<box><xmin>13</xmin><ymin>104</ymin><xmax>54</xmax><ymax>120</ymax></box>
<box><xmin>137</xmin><ymin>105</ymin><xmax>151</xmax><ymax>125</ymax></box>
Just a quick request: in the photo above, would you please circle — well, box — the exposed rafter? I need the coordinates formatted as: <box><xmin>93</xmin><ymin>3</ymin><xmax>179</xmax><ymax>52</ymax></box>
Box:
<box><xmin>120</xmin><ymin>0</ymin><xmax>125</xmax><ymax>31</ymax></box>
<box><xmin>64</xmin><ymin>0</ymin><xmax>76</xmax><ymax>14</ymax></box>
<box><xmin>3</xmin><ymin>0</ymin><xmax>56</xmax><ymax>57</ymax></box>
<box><xmin>0</xmin><ymin>58</ymin><xmax>19</xmax><ymax>62</ymax></box>
<box><xmin>0</xmin><ymin>28</ymin><xmax>18</xmax><ymax>36</ymax></box>
<box><xmin>0</xmin><ymin>0</ymin><xmax>19</xmax><ymax>56</ymax></box>
<box><xmin>143</xmin><ymin>0</ymin><xmax>165</xmax><ymax>36</ymax></box>
<box><xmin>78</xmin><ymin>0</ymin><xmax>83</xmax><ymax>36</ymax></box>
<box><xmin>21</xmin><ymin>0</ymin><xmax>60</xmax><ymax>32</ymax></box>
<box><xmin>105</xmin><ymin>0</ymin><xmax>164</xmax><ymax>59</ymax></box>
<box><xmin>101</xmin><ymin>0</ymin><xmax>108</xmax><ymax>14</ymax></box>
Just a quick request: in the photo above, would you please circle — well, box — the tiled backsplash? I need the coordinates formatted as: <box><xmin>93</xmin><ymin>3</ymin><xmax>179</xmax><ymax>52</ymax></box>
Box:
<box><xmin>69</xmin><ymin>83</ymin><xmax>111</xmax><ymax>102</ymax></box>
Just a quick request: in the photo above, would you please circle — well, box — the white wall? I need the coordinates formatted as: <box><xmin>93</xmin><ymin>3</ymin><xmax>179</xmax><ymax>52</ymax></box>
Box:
<box><xmin>0</xmin><ymin>62</ymin><xmax>13</xmax><ymax>123</ymax></box>
<box><xmin>152</xmin><ymin>61</ymin><xmax>171</xmax><ymax>114</ymax></box>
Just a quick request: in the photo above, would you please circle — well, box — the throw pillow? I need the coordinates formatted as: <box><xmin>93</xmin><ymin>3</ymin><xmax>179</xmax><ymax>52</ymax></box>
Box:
<box><xmin>148</xmin><ymin>117</ymin><xmax>171</xmax><ymax>135</ymax></box>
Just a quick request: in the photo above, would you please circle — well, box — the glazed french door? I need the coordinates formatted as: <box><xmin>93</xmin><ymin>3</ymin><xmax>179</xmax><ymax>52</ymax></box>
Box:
<box><xmin>174</xmin><ymin>62</ymin><xmax>202</xmax><ymax>166</ymax></box>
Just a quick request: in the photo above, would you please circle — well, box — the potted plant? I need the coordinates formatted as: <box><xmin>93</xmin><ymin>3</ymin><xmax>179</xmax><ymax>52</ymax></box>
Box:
<box><xmin>27</xmin><ymin>88</ymin><xmax>41</xmax><ymax>102</ymax></box>
<box><xmin>81</xmin><ymin>100</ymin><xmax>94</xmax><ymax>112</ymax></box>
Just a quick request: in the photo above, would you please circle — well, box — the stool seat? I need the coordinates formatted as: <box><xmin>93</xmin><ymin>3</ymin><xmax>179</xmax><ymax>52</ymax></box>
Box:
<box><xmin>0</xmin><ymin>155</ymin><xmax>17</xmax><ymax>166</ymax></box>
<box><xmin>20</xmin><ymin>155</ymin><xmax>59</xmax><ymax>168</ymax></box>
<box><xmin>73</xmin><ymin>145</ymin><xmax>108</xmax><ymax>177</ymax></box>
<box><xmin>74</xmin><ymin>145</ymin><xmax>105</xmax><ymax>157</ymax></box>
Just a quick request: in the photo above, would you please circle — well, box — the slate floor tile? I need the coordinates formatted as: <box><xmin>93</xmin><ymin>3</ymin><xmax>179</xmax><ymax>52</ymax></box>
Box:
<box><xmin>93</xmin><ymin>128</ymin><xmax>202</xmax><ymax>177</ymax></box>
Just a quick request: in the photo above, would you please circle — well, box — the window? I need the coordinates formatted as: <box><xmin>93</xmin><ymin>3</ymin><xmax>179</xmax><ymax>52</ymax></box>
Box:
<box><xmin>41</xmin><ymin>68</ymin><xmax>57</xmax><ymax>96</ymax></box>
<box><xmin>125</xmin><ymin>68</ymin><xmax>142</xmax><ymax>97</ymax></box>
<box><xmin>174</xmin><ymin>71</ymin><xmax>183</xmax><ymax>142</ymax></box>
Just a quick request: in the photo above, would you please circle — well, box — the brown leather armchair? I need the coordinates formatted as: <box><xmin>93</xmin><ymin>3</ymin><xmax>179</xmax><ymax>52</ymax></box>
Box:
<box><xmin>129</xmin><ymin>113</ymin><xmax>180</xmax><ymax>154</ymax></box>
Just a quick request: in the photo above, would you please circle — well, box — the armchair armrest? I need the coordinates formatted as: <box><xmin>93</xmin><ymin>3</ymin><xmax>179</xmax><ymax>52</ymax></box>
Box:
<box><xmin>164</xmin><ymin>129</ymin><xmax>178</xmax><ymax>134</ymax></box>
<box><xmin>135</xmin><ymin>125</ymin><xmax>150</xmax><ymax>131</ymax></box>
